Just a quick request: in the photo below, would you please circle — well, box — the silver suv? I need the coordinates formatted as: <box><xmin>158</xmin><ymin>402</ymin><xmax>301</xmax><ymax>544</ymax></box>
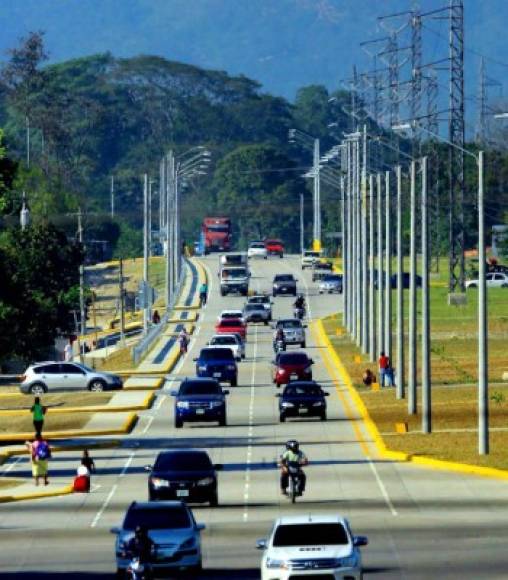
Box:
<box><xmin>20</xmin><ymin>362</ymin><xmax>123</xmax><ymax>395</ymax></box>
<box><xmin>243</xmin><ymin>303</ymin><xmax>271</xmax><ymax>324</ymax></box>
<box><xmin>275</xmin><ymin>319</ymin><xmax>306</xmax><ymax>348</ymax></box>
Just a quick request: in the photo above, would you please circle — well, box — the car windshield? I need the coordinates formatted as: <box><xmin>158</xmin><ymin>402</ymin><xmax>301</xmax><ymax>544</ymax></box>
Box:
<box><xmin>124</xmin><ymin>507</ymin><xmax>191</xmax><ymax>530</ymax></box>
<box><xmin>266</xmin><ymin>240</ymin><xmax>281</xmax><ymax>245</ymax></box>
<box><xmin>179</xmin><ymin>381</ymin><xmax>222</xmax><ymax>395</ymax></box>
<box><xmin>323</xmin><ymin>275</ymin><xmax>341</xmax><ymax>282</ymax></box>
<box><xmin>199</xmin><ymin>349</ymin><xmax>234</xmax><ymax>360</ymax></box>
<box><xmin>219</xmin><ymin>319</ymin><xmax>242</xmax><ymax>327</ymax></box>
<box><xmin>224</xmin><ymin>255</ymin><xmax>243</xmax><ymax>263</ymax></box>
<box><xmin>244</xmin><ymin>304</ymin><xmax>262</xmax><ymax>311</ymax></box>
<box><xmin>210</xmin><ymin>336</ymin><xmax>236</xmax><ymax>345</ymax></box>
<box><xmin>75</xmin><ymin>363</ymin><xmax>94</xmax><ymax>372</ymax></box>
<box><xmin>250</xmin><ymin>243</ymin><xmax>265</xmax><ymax>248</ymax></box>
<box><xmin>222</xmin><ymin>269</ymin><xmax>247</xmax><ymax>279</ymax></box>
<box><xmin>273</xmin><ymin>523</ymin><xmax>348</xmax><ymax>547</ymax></box>
<box><xmin>274</xmin><ymin>275</ymin><xmax>293</xmax><ymax>282</ymax></box>
<box><xmin>279</xmin><ymin>320</ymin><xmax>302</xmax><ymax>329</ymax></box>
<box><xmin>304</xmin><ymin>251</ymin><xmax>321</xmax><ymax>258</ymax></box>
<box><xmin>284</xmin><ymin>384</ymin><xmax>321</xmax><ymax>396</ymax></box>
<box><xmin>249</xmin><ymin>296</ymin><xmax>269</xmax><ymax>304</ymax></box>
<box><xmin>279</xmin><ymin>353</ymin><xmax>308</xmax><ymax>365</ymax></box>
<box><xmin>208</xmin><ymin>225</ymin><xmax>229</xmax><ymax>233</ymax></box>
<box><xmin>154</xmin><ymin>452</ymin><xmax>212</xmax><ymax>471</ymax></box>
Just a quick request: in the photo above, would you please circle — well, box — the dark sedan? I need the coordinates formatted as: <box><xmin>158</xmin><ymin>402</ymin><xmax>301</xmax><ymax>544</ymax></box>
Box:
<box><xmin>276</xmin><ymin>381</ymin><xmax>329</xmax><ymax>422</ymax></box>
<box><xmin>147</xmin><ymin>450</ymin><xmax>222</xmax><ymax>505</ymax></box>
<box><xmin>171</xmin><ymin>378</ymin><xmax>229</xmax><ymax>428</ymax></box>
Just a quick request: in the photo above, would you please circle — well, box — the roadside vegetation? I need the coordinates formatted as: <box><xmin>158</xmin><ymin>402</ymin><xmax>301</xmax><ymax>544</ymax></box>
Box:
<box><xmin>0</xmin><ymin>412</ymin><xmax>94</xmax><ymax>435</ymax></box>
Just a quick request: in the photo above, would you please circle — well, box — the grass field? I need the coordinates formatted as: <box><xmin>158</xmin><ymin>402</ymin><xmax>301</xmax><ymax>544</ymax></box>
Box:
<box><xmin>0</xmin><ymin>412</ymin><xmax>94</xmax><ymax>435</ymax></box>
<box><xmin>0</xmin><ymin>480</ymin><xmax>23</xmax><ymax>490</ymax></box>
<box><xmin>323</xmin><ymin>314</ymin><xmax>508</xmax><ymax>469</ymax></box>
<box><xmin>0</xmin><ymin>392</ymin><xmax>112</xmax><ymax>411</ymax></box>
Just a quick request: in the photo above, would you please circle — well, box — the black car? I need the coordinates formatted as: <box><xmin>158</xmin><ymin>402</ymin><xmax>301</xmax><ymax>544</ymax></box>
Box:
<box><xmin>276</xmin><ymin>380</ymin><xmax>329</xmax><ymax>422</ymax></box>
<box><xmin>272</xmin><ymin>274</ymin><xmax>297</xmax><ymax>296</ymax></box>
<box><xmin>171</xmin><ymin>378</ymin><xmax>229</xmax><ymax>428</ymax></box>
<box><xmin>147</xmin><ymin>450</ymin><xmax>222</xmax><ymax>505</ymax></box>
<box><xmin>369</xmin><ymin>270</ymin><xmax>422</xmax><ymax>289</ymax></box>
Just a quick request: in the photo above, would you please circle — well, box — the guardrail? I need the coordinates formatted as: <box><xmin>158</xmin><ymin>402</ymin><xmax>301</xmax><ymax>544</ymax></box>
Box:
<box><xmin>132</xmin><ymin>259</ymin><xmax>187</xmax><ymax>365</ymax></box>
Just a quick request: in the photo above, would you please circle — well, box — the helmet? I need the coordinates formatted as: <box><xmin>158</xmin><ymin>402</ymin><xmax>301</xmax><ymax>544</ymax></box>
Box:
<box><xmin>135</xmin><ymin>525</ymin><xmax>147</xmax><ymax>537</ymax></box>
<box><xmin>286</xmin><ymin>439</ymin><xmax>299</xmax><ymax>453</ymax></box>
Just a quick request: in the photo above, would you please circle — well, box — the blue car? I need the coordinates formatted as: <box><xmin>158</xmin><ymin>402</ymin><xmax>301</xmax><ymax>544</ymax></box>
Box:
<box><xmin>194</xmin><ymin>347</ymin><xmax>238</xmax><ymax>387</ymax></box>
<box><xmin>276</xmin><ymin>380</ymin><xmax>329</xmax><ymax>422</ymax></box>
<box><xmin>171</xmin><ymin>378</ymin><xmax>229</xmax><ymax>428</ymax></box>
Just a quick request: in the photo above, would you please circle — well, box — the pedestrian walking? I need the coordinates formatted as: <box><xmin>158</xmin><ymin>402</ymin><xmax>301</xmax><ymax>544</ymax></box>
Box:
<box><xmin>178</xmin><ymin>327</ymin><xmax>189</xmax><ymax>354</ymax></box>
<box><xmin>64</xmin><ymin>341</ymin><xmax>73</xmax><ymax>361</ymax></box>
<box><xmin>81</xmin><ymin>449</ymin><xmax>96</xmax><ymax>474</ymax></box>
<box><xmin>26</xmin><ymin>434</ymin><xmax>51</xmax><ymax>486</ymax></box>
<box><xmin>199</xmin><ymin>282</ymin><xmax>208</xmax><ymax>306</ymax></box>
<box><xmin>31</xmin><ymin>397</ymin><xmax>47</xmax><ymax>437</ymax></box>
<box><xmin>378</xmin><ymin>351</ymin><xmax>393</xmax><ymax>387</ymax></box>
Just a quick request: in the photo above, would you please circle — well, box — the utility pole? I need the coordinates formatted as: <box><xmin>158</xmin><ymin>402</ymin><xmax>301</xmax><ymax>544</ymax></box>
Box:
<box><xmin>165</xmin><ymin>152</ymin><xmax>174</xmax><ymax>307</ymax></box>
<box><xmin>408</xmin><ymin>160</ymin><xmax>417</xmax><ymax>415</ymax></box>
<box><xmin>78</xmin><ymin>208</ymin><xmax>86</xmax><ymax>339</ymax></box>
<box><xmin>396</xmin><ymin>165</ymin><xmax>405</xmax><ymax>399</ymax></box>
<box><xmin>376</xmin><ymin>172</ymin><xmax>384</xmax><ymax>356</ymax></box>
<box><xmin>421</xmin><ymin>157</ymin><xmax>431</xmax><ymax>432</ymax></box>
<box><xmin>478</xmin><ymin>150</ymin><xmax>488</xmax><ymax>454</ymax></box>
<box><xmin>119</xmin><ymin>258</ymin><xmax>125</xmax><ymax>344</ymax></box>
<box><xmin>368</xmin><ymin>173</ymin><xmax>376</xmax><ymax>362</ymax></box>
<box><xmin>361</xmin><ymin>127</ymin><xmax>368</xmax><ymax>353</ymax></box>
<box><xmin>313</xmin><ymin>139</ymin><xmax>321</xmax><ymax>251</ymax></box>
<box><xmin>355</xmin><ymin>138</ymin><xmax>362</xmax><ymax>348</ymax></box>
<box><xmin>110</xmin><ymin>176</ymin><xmax>115</xmax><ymax>218</ymax></box>
<box><xmin>143</xmin><ymin>174</ymin><xmax>150</xmax><ymax>335</ymax></box>
<box><xmin>300</xmin><ymin>192</ymin><xmax>305</xmax><ymax>255</ymax></box>
<box><xmin>346</xmin><ymin>141</ymin><xmax>353</xmax><ymax>333</ymax></box>
<box><xmin>351</xmin><ymin>139</ymin><xmax>358</xmax><ymax>343</ymax></box>
<box><xmin>148</xmin><ymin>179</ymin><xmax>154</xmax><ymax>258</ymax></box>
<box><xmin>384</xmin><ymin>170</ymin><xmax>392</xmax><ymax>359</ymax></box>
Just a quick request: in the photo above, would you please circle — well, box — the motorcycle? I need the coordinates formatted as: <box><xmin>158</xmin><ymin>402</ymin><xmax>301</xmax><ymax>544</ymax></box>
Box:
<box><xmin>126</xmin><ymin>557</ymin><xmax>153</xmax><ymax>580</ymax></box>
<box><xmin>274</xmin><ymin>338</ymin><xmax>286</xmax><ymax>354</ymax></box>
<box><xmin>293</xmin><ymin>306</ymin><xmax>305</xmax><ymax>320</ymax></box>
<box><xmin>285</xmin><ymin>461</ymin><xmax>304</xmax><ymax>503</ymax></box>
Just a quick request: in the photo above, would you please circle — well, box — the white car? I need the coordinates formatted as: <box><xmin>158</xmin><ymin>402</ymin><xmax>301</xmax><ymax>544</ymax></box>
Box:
<box><xmin>217</xmin><ymin>309</ymin><xmax>245</xmax><ymax>324</ymax></box>
<box><xmin>248</xmin><ymin>242</ymin><xmax>268</xmax><ymax>259</ymax></box>
<box><xmin>208</xmin><ymin>334</ymin><xmax>245</xmax><ymax>360</ymax></box>
<box><xmin>301</xmin><ymin>249</ymin><xmax>323</xmax><ymax>269</ymax></box>
<box><xmin>257</xmin><ymin>514</ymin><xmax>368</xmax><ymax>580</ymax></box>
<box><xmin>466</xmin><ymin>272</ymin><xmax>508</xmax><ymax>289</ymax></box>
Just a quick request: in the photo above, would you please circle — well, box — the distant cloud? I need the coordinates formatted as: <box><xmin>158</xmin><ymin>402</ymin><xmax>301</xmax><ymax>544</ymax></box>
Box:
<box><xmin>295</xmin><ymin>0</ymin><xmax>344</xmax><ymax>24</ymax></box>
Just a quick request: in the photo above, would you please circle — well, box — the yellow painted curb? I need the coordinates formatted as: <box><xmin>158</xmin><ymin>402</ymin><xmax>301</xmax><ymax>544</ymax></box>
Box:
<box><xmin>315</xmin><ymin>318</ymin><xmax>508</xmax><ymax>481</ymax></box>
<box><xmin>0</xmin><ymin>483</ymin><xmax>74</xmax><ymax>504</ymax></box>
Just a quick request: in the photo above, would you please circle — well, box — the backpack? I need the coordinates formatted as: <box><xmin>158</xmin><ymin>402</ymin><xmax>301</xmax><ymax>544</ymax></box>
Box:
<box><xmin>36</xmin><ymin>441</ymin><xmax>50</xmax><ymax>460</ymax></box>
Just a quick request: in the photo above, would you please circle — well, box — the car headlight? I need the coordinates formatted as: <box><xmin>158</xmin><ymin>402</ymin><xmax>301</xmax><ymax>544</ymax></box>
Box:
<box><xmin>150</xmin><ymin>477</ymin><xmax>170</xmax><ymax>488</ymax></box>
<box><xmin>176</xmin><ymin>401</ymin><xmax>189</xmax><ymax>409</ymax></box>
<box><xmin>266</xmin><ymin>558</ymin><xmax>290</xmax><ymax>569</ymax></box>
<box><xmin>312</xmin><ymin>401</ymin><xmax>324</xmax><ymax>406</ymax></box>
<box><xmin>227</xmin><ymin>364</ymin><xmax>236</xmax><ymax>370</ymax></box>
<box><xmin>281</xmin><ymin>402</ymin><xmax>295</xmax><ymax>408</ymax></box>
<box><xmin>197</xmin><ymin>476</ymin><xmax>214</xmax><ymax>486</ymax></box>
<box><xmin>198</xmin><ymin>365</ymin><xmax>207</xmax><ymax>372</ymax></box>
<box><xmin>180</xmin><ymin>536</ymin><xmax>196</xmax><ymax>549</ymax></box>
<box><xmin>210</xmin><ymin>401</ymin><xmax>224</xmax><ymax>408</ymax></box>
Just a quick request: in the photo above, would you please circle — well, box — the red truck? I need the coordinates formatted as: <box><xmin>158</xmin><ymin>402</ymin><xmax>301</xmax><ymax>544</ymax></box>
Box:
<box><xmin>202</xmin><ymin>217</ymin><xmax>232</xmax><ymax>254</ymax></box>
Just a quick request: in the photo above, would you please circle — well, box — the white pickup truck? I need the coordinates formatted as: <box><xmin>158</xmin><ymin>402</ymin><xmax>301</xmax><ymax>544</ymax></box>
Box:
<box><xmin>301</xmin><ymin>249</ymin><xmax>323</xmax><ymax>270</ymax></box>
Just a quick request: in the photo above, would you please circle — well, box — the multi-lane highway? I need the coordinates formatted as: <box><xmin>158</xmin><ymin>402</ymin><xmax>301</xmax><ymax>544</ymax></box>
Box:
<box><xmin>1</xmin><ymin>255</ymin><xmax>508</xmax><ymax>579</ymax></box>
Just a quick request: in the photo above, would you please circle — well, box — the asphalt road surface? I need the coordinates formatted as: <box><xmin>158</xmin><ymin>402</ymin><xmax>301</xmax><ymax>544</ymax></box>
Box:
<box><xmin>1</xmin><ymin>255</ymin><xmax>508</xmax><ymax>579</ymax></box>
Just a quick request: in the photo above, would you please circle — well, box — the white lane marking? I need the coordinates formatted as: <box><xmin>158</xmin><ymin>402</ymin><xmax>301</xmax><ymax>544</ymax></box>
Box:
<box><xmin>367</xmin><ymin>456</ymin><xmax>398</xmax><ymax>517</ymax></box>
<box><xmin>142</xmin><ymin>415</ymin><xmax>155</xmax><ymax>434</ymax></box>
<box><xmin>90</xmin><ymin>451</ymin><xmax>135</xmax><ymax>528</ymax></box>
<box><xmin>1</xmin><ymin>456</ymin><xmax>22</xmax><ymax>474</ymax></box>
<box><xmin>156</xmin><ymin>394</ymin><xmax>166</xmax><ymax>410</ymax></box>
<box><xmin>243</xmin><ymin>324</ymin><xmax>258</xmax><ymax>522</ymax></box>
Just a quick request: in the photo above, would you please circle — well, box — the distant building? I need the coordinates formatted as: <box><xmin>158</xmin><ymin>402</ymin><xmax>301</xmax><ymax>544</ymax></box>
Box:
<box><xmin>492</xmin><ymin>225</ymin><xmax>508</xmax><ymax>257</ymax></box>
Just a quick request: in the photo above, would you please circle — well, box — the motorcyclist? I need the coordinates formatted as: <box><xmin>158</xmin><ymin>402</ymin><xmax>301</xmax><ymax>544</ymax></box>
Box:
<box><xmin>126</xmin><ymin>525</ymin><xmax>154</xmax><ymax>569</ymax></box>
<box><xmin>279</xmin><ymin>439</ymin><xmax>308</xmax><ymax>495</ymax></box>
<box><xmin>273</xmin><ymin>326</ymin><xmax>285</xmax><ymax>352</ymax></box>
<box><xmin>293</xmin><ymin>294</ymin><xmax>306</xmax><ymax>317</ymax></box>
<box><xmin>199</xmin><ymin>282</ymin><xmax>208</xmax><ymax>306</ymax></box>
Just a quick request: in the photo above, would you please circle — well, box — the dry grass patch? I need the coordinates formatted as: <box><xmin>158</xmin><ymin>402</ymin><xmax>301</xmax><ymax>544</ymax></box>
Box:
<box><xmin>94</xmin><ymin>346</ymin><xmax>135</xmax><ymax>371</ymax></box>
<box><xmin>0</xmin><ymin>479</ymin><xmax>23</xmax><ymax>490</ymax></box>
<box><xmin>0</xmin><ymin>412</ymin><xmax>94</xmax><ymax>434</ymax></box>
<box><xmin>0</xmin><ymin>392</ymin><xmax>112</xmax><ymax>411</ymax></box>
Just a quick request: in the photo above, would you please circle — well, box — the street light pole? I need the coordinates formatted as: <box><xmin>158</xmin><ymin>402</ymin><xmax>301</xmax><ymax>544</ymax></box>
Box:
<box><xmin>384</xmin><ymin>170</ymin><xmax>392</xmax><ymax>360</ymax></box>
<box><xmin>478</xmin><ymin>150</ymin><xmax>489</xmax><ymax>454</ymax></box>
<box><xmin>313</xmin><ymin>138</ymin><xmax>321</xmax><ymax>251</ymax></box>
<box><xmin>408</xmin><ymin>160</ymin><xmax>418</xmax><ymax>415</ymax></box>
<box><xmin>346</xmin><ymin>141</ymin><xmax>352</xmax><ymax>333</ymax></box>
<box><xmin>143</xmin><ymin>174</ymin><xmax>149</xmax><ymax>336</ymax></box>
<box><xmin>300</xmin><ymin>192</ymin><xmax>305</xmax><ymax>255</ymax></box>
<box><xmin>361</xmin><ymin>127</ymin><xmax>369</xmax><ymax>354</ymax></box>
<box><xmin>421</xmin><ymin>157</ymin><xmax>431</xmax><ymax>433</ymax></box>
<box><xmin>369</xmin><ymin>173</ymin><xmax>376</xmax><ymax>362</ymax></box>
<box><xmin>396</xmin><ymin>165</ymin><xmax>405</xmax><ymax>399</ymax></box>
<box><xmin>110</xmin><ymin>176</ymin><xmax>115</xmax><ymax>219</ymax></box>
<box><xmin>377</xmin><ymin>172</ymin><xmax>384</xmax><ymax>356</ymax></box>
<box><xmin>355</xmin><ymin>138</ymin><xmax>362</xmax><ymax>348</ymax></box>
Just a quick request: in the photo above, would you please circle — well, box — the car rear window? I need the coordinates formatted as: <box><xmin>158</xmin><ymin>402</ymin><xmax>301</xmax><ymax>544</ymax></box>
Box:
<box><xmin>279</xmin><ymin>320</ymin><xmax>302</xmax><ymax>329</ymax></box>
<box><xmin>284</xmin><ymin>384</ymin><xmax>321</xmax><ymax>396</ymax></box>
<box><xmin>154</xmin><ymin>452</ymin><xmax>212</xmax><ymax>471</ymax></box>
<box><xmin>221</xmin><ymin>312</ymin><xmax>242</xmax><ymax>319</ymax></box>
<box><xmin>179</xmin><ymin>381</ymin><xmax>222</xmax><ymax>395</ymax></box>
<box><xmin>219</xmin><ymin>319</ymin><xmax>242</xmax><ymax>327</ymax></box>
<box><xmin>124</xmin><ymin>506</ymin><xmax>191</xmax><ymax>530</ymax></box>
<box><xmin>210</xmin><ymin>336</ymin><xmax>236</xmax><ymax>345</ymax></box>
<box><xmin>249</xmin><ymin>296</ymin><xmax>269</xmax><ymax>304</ymax></box>
<box><xmin>245</xmin><ymin>304</ymin><xmax>262</xmax><ymax>311</ymax></box>
<box><xmin>199</xmin><ymin>348</ymin><xmax>234</xmax><ymax>360</ymax></box>
<box><xmin>274</xmin><ymin>275</ymin><xmax>293</xmax><ymax>282</ymax></box>
<box><xmin>323</xmin><ymin>275</ymin><xmax>341</xmax><ymax>282</ymax></box>
<box><xmin>273</xmin><ymin>523</ymin><xmax>349</xmax><ymax>547</ymax></box>
<box><xmin>250</xmin><ymin>243</ymin><xmax>265</xmax><ymax>248</ymax></box>
<box><xmin>279</xmin><ymin>353</ymin><xmax>309</xmax><ymax>365</ymax></box>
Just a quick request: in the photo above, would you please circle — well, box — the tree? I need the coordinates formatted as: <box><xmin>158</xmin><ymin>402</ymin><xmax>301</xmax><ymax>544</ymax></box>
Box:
<box><xmin>0</xmin><ymin>223</ymin><xmax>83</xmax><ymax>361</ymax></box>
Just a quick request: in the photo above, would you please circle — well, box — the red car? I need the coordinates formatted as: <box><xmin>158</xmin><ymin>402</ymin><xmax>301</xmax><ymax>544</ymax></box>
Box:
<box><xmin>215</xmin><ymin>318</ymin><xmax>247</xmax><ymax>341</ymax></box>
<box><xmin>272</xmin><ymin>351</ymin><xmax>314</xmax><ymax>387</ymax></box>
<box><xmin>264</xmin><ymin>239</ymin><xmax>284</xmax><ymax>258</ymax></box>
